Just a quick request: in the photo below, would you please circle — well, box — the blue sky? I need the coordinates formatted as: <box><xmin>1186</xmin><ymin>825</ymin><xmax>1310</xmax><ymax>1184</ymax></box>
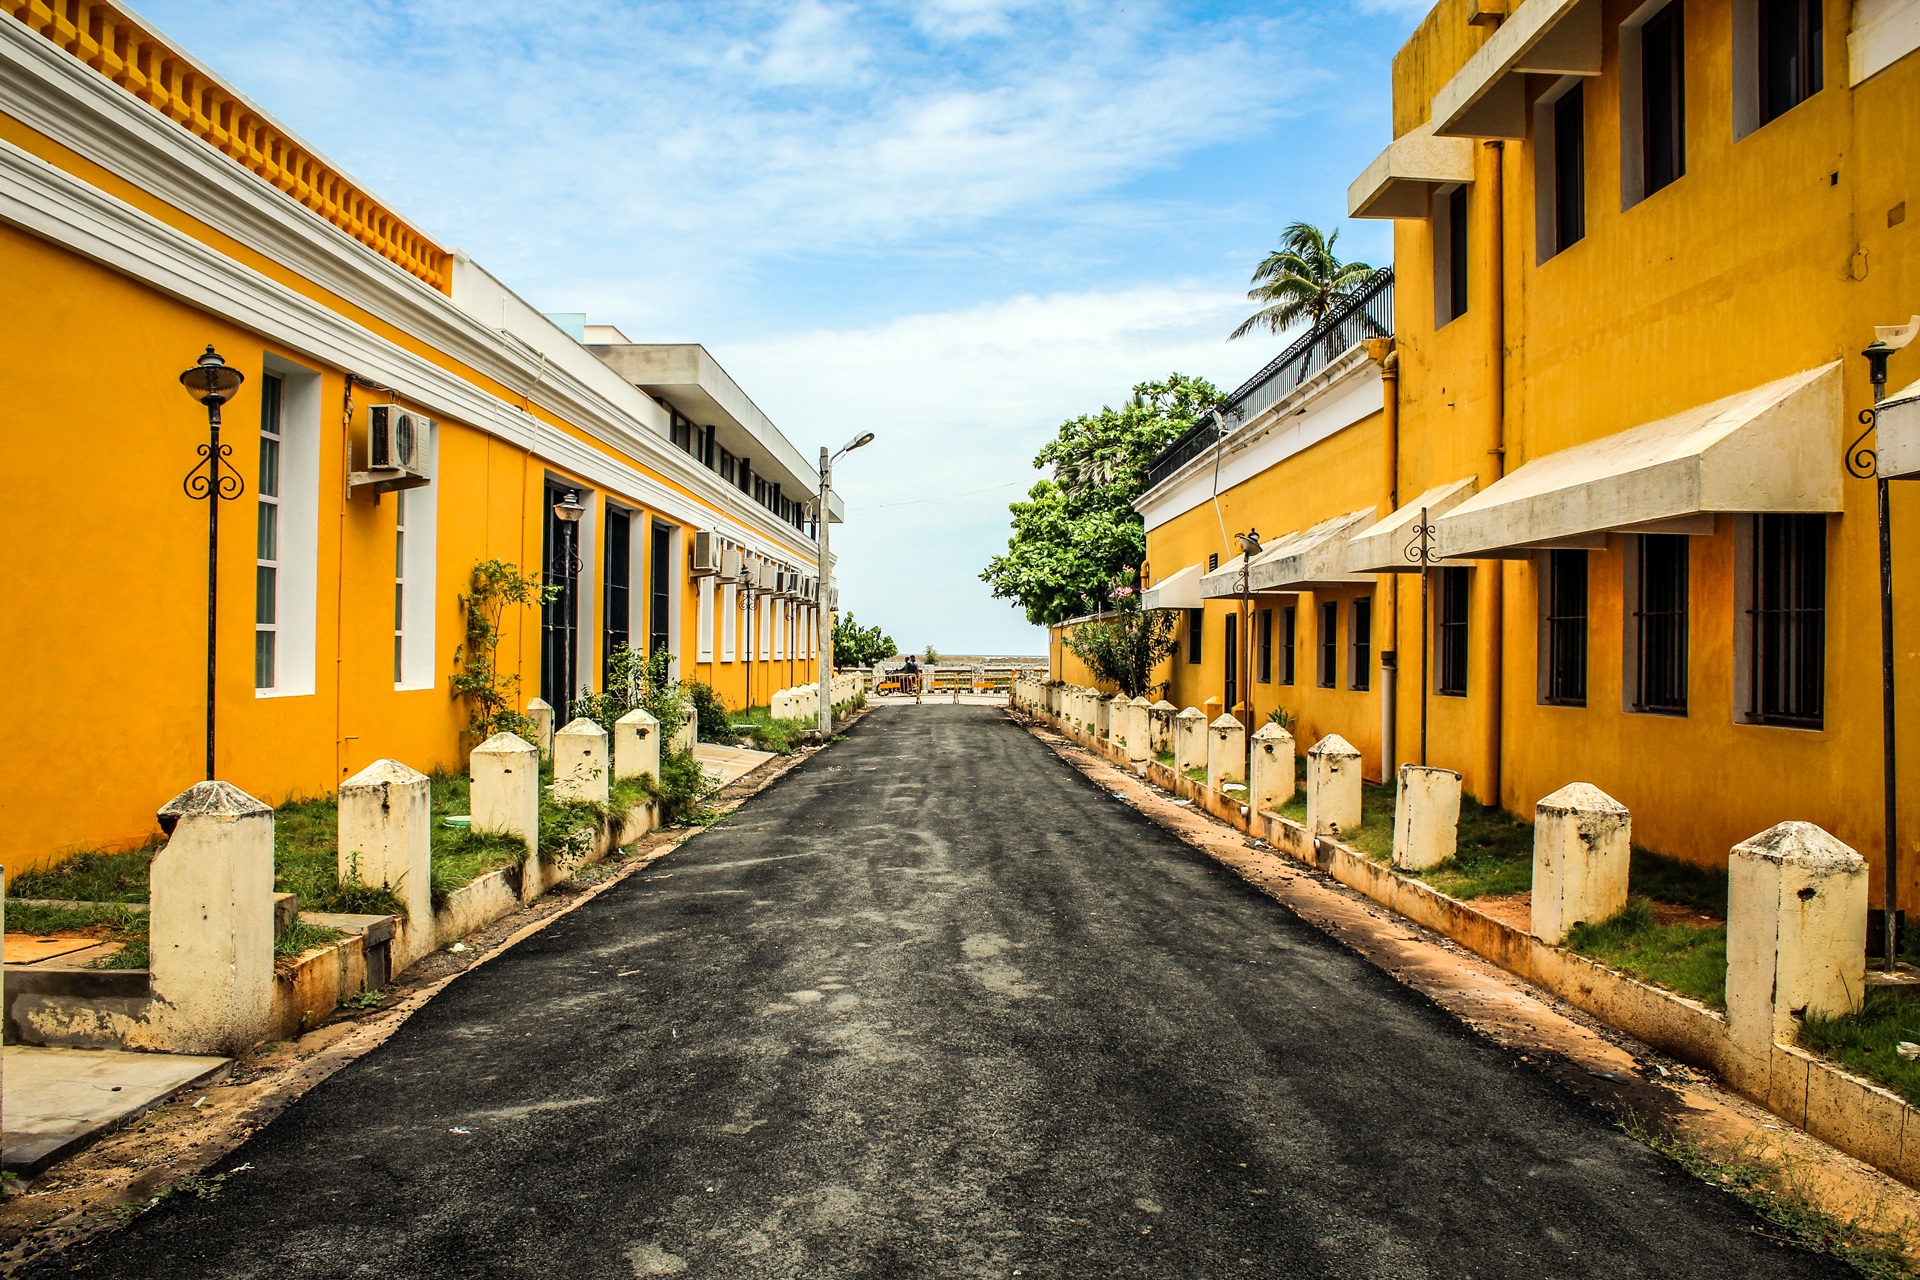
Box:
<box><xmin>141</xmin><ymin>0</ymin><xmax>1428</xmax><ymax>656</ymax></box>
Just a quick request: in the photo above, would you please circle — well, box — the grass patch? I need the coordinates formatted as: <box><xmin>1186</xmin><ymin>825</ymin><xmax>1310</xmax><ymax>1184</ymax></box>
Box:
<box><xmin>1629</xmin><ymin>846</ymin><xmax>1727</xmax><ymax>916</ymax></box>
<box><xmin>732</xmin><ymin>706</ymin><xmax>809</xmax><ymax>755</ymax></box>
<box><xmin>1271</xmin><ymin>776</ymin><xmax>1396</xmax><ymax>862</ymax></box>
<box><xmin>274</xmin><ymin>795</ymin><xmax>408</xmax><ymax>917</ymax></box>
<box><xmin>1801</xmin><ymin>988</ymin><xmax>1920</xmax><ymax>1109</ymax></box>
<box><xmin>1154</xmin><ymin>750</ymin><xmax>1175</xmax><ymax>769</ymax></box>
<box><xmin>1621</xmin><ymin>1120</ymin><xmax>1917</xmax><ymax>1278</ymax></box>
<box><xmin>11</xmin><ymin>846</ymin><xmax>156</xmax><ymax>903</ymax></box>
<box><xmin>1182</xmin><ymin>765</ymin><xmax>1207</xmax><ymax>784</ymax></box>
<box><xmin>275</xmin><ymin>918</ymin><xmax>346</xmax><ymax>961</ymax></box>
<box><xmin>8</xmin><ymin>901</ymin><xmax>143</xmax><ymax>935</ymax></box>
<box><xmin>1565</xmin><ymin>899</ymin><xmax>1728</xmax><ymax>1009</ymax></box>
<box><xmin>429</xmin><ymin>771</ymin><xmax>532</xmax><ymax>907</ymax></box>
<box><xmin>1409</xmin><ymin>797</ymin><xmax>1536</xmax><ymax>899</ymax></box>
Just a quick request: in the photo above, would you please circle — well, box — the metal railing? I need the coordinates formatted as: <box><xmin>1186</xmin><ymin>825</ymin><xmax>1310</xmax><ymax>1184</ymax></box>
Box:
<box><xmin>1145</xmin><ymin>269</ymin><xmax>1394</xmax><ymax>489</ymax></box>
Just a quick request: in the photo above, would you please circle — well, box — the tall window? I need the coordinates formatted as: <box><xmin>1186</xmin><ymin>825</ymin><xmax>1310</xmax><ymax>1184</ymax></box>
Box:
<box><xmin>1436</xmin><ymin>567</ymin><xmax>1470</xmax><ymax>697</ymax></box>
<box><xmin>1542</xmin><ymin>550</ymin><xmax>1588</xmax><ymax>706</ymax></box>
<box><xmin>649</xmin><ymin>521</ymin><xmax>672</xmax><ymax>656</ymax></box>
<box><xmin>541</xmin><ymin>484</ymin><xmax>581</xmax><ymax>711</ymax></box>
<box><xmin>1257</xmin><ymin>608</ymin><xmax>1274</xmax><ymax>683</ymax></box>
<box><xmin>1633</xmin><ymin>534</ymin><xmax>1689</xmax><ymax>714</ymax></box>
<box><xmin>255</xmin><ymin>373</ymin><xmax>283</xmax><ymax>690</ymax></box>
<box><xmin>1281</xmin><ymin>606</ymin><xmax>1297</xmax><ymax>685</ymax></box>
<box><xmin>1643</xmin><ymin>3</ymin><xmax>1686</xmax><ymax>194</ymax></box>
<box><xmin>1761</xmin><ymin>0</ymin><xmax>1822</xmax><ymax>123</ymax></box>
<box><xmin>1224</xmin><ymin>612</ymin><xmax>1239</xmax><ymax>712</ymax></box>
<box><xmin>1318</xmin><ymin>601</ymin><xmax>1339</xmax><ymax>689</ymax></box>
<box><xmin>1187</xmin><ymin>609</ymin><xmax>1204</xmax><ymax>664</ymax></box>
<box><xmin>393</xmin><ymin>489</ymin><xmax>408</xmax><ymax>683</ymax></box>
<box><xmin>1554</xmin><ymin>85</ymin><xmax>1587</xmax><ymax>252</ymax></box>
<box><xmin>604</xmin><ymin>508</ymin><xmax>631</xmax><ymax>684</ymax></box>
<box><xmin>1349</xmin><ymin>597</ymin><xmax>1372</xmax><ymax>691</ymax></box>
<box><xmin>1749</xmin><ymin>514</ymin><xmax>1825</xmax><ymax>726</ymax></box>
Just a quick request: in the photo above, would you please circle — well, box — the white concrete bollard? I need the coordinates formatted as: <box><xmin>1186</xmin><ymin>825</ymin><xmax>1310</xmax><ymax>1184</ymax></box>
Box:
<box><xmin>526</xmin><ymin>697</ymin><xmax>555</xmax><ymax>757</ymax></box>
<box><xmin>1391</xmin><ymin>764</ymin><xmax>1462</xmax><ymax>871</ymax></box>
<box><xmin>553</xmin><ymin>717</ymin><xmax>611</xmax><ymax>804</ymax></box>
<box><xmin>151</xmin><ymin>781</ymin><xmax>276</xmax><ymax>1054</ymax></box>
<box><xmin>1727</xmin><ymin>821</ymin><xmax>1869</xmax><ymax>1053</ymax></box>
<box><xmin>1305</xmin><ymin>734</ymin><xmax>1363</xmax><ymax>837</ymax></box>
<box><xmin>1249</xmin><ymin>723</ymin><xmax>1295</xmax><ymax>814</ymax></box>
<box><xmin>1122</xmin><ymin>697</ymin><xmax>1150</xmax><ymax>762</ymax></box>
<box><xmin>614</xmin><ymin>708</ymin><xmax>660</xmax><ymax>782</ymax></box>
<box><xmin>671</xmin><ymin>708</ymin><xmax>698</xmax><ymax>755</ymax></box>
<box><xmin>1207</xmin><ymin>714</ymin><xmax>1247</xmax><ymax>791</ymax></box>
<box><xmin>1174</xmin><ymin>707</ymin><xmax>1208</xmax><ymax>776</ymax></box>
<box><xmin>1149</xmin><ymin>701</ymin><xmax>1177</xmax><ymax>756</ymax></box>
<box><xmin>471</xmin><ymin>731</ymin><xmax>540</xmax><ymax>853</ymax></box>
<box><xmin>1530</xmin><ymin>782</ymin><xmax>1632</xmax><ymax>945</ymax></box>
<box><xmin>1093</xmin><ymin>693</ymin><xmax>1113</xmax><ymax>740</ymax></box>
<box><xmin>339</xmin><ymin>759</ymin><xmax>432</xmax><ymax>961</ymax></box>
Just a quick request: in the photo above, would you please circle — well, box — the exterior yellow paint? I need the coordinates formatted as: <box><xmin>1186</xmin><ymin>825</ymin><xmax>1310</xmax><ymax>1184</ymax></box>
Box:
<box><xmin>1378</xmin><ymin>0</ymin><xmax>1920</xmax><ymax>899</ymax></box>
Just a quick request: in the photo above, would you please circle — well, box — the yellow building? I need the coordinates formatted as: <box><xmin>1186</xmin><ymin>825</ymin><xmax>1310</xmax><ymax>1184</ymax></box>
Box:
<box><xmin>0</xmin><ymin>2</ymin><xmax>837</xmax><ymax>869</ymax></box>
<box><xmin>1060</xmin><ymin>0</ymin><xmax>1920</xmax><ymax>920</ymax></box>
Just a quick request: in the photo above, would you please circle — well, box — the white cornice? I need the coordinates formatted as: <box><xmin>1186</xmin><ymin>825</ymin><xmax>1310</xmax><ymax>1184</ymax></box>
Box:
<box><xmin>0</xmin><ymin>18</ymin><xmax>818</xmax><ymax>557</ymax></box>
<box><xmin>0</xmin><ymin>137</ymin><xmax>815</xmax><ymax>565</ymax></box>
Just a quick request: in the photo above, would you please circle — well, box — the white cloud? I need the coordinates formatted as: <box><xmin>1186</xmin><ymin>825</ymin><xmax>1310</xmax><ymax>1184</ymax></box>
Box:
<box><xmin>721</xmin><ymin>284</ymin><xmax>1281</xmax><ymax>653</ymax></box>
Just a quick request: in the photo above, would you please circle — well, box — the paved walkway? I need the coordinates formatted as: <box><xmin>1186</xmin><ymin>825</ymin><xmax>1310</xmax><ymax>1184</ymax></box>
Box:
<box><xmin>44</xmin><ymin>706</ymin><xmax>1848</xmax><ymax>1278</ymax></box>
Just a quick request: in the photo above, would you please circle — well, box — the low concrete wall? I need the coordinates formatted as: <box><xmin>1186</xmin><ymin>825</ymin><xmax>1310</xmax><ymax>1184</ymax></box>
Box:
<box><xmin>1019</xmin><ymin>700</ymin><xmax>1920</xmax><ymax>1191</ymax></box>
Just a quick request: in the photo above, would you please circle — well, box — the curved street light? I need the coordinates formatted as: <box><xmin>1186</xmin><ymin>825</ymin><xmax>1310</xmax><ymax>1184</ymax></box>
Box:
<box><xmin>178</xmin><ymin>346</ymin><xmax>246</xmax><ymax>781</ymax></box>
<box><xmin>817</xmin><ymin>432</ymin><xmax>876</xmax><ymax>733</ymax></box>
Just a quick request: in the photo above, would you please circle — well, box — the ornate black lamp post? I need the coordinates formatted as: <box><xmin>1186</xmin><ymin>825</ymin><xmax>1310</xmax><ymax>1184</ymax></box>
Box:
<box><xmin>1405</xmin><ymin>507</ymin><xmax>1438</xmax><ymax>765</ymax></box>
<box><xmin>550</xmin><ymin>488</ymin><xmax>586</xmax><ymax>712</ymax></box>
<box><xmin>1235</xmin><ymin>529</ymin><xmax>1262</xmax><ymax>781</ymax></box>
<box><xmin>178</xmin><ymin>346</ymin><xmax>246</xmax><ymax>781</ymax></box>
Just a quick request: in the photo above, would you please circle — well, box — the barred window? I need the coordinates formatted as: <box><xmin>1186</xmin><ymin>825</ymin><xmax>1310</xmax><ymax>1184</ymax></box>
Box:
<box><xmin>1633</xmin><ymin>534</ymin><xmax>1689</xmax><ymax>714</ymax></box>
<box><xmin>1187</xmin><ymin>609</ymin><xmax>1204</xmax><ymax>664</ymax></box>
<box><xmin>1257</xmin><ymin>608</ymin><xmax>1274</xmax><ymax>684</ymax></box>
<box><xmin>1281</xmin><ymin>606</ymin><xmax>1297</xmax><ymax>686</ymax></box>
<box><xmin>1542</xmin><ymin>550</ymin><xmax>1587</xmax><ymax>706</ymax></box>
<box><xmin>1318</xmin><ymin>600</ymin><xmax>1338</xmax><ymax>689</ymax></box>
<box><xmin>1436</xmin><ymin>567</ymin><xmax>1469</xmax><ymax>697</ymax></box>
<box><xmin>1749</xmin><ymin>514</ymin><xmax>1824</xmax><ymax>727</ymax></box>
<box><xmin>1349</xmin><ymin>597</ymin><xmax>1372</xmax><ymax>692</ymax></box>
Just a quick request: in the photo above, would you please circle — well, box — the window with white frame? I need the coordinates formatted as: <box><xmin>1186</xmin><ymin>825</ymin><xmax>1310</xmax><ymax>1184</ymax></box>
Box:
<box><xmin>697</xmin><ymin>575</ymin><xmax>715</xmax><ymax>662</ymax></box>
<box><xmin>721</xmin><ymin>581</ymin><xmax>737</xmax><ymax>661</ymax></box>
<box><xmin>256</xmin><ymin>374</ymin><xmax>283</xmax><ymax>690</ymax></box>
<box><xmin>393</xmin><ymin>488</ymin><xmax>409</xmax><ymax>683</ymax></box>
<box><xmin>255</xmin><ymin>356</ymin><xmax>320</xmax><ymax>696</ymax></box>
<box><xmin>394</xmin><ymin>421</ymin><xmax>440</xmax><ymax>690</ymax></box>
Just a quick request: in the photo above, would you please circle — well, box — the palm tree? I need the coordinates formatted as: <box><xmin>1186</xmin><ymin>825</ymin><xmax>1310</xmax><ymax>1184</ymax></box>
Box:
<box><xmin>1229</xmin><ymin>222</ymin><xmax>1382</xmax><ymax>346</ymax></box>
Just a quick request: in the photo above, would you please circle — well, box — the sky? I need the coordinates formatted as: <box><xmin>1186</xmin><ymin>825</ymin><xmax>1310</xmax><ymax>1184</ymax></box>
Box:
<box><xmin>141</xmin><ymin>0</ymin><xmax>1430</xmax><ymax>656</ymax></box>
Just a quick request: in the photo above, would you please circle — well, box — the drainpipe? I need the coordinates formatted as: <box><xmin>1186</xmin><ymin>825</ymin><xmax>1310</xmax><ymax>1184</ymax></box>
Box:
<box><xmin>1485</xmin><ymin>141</ymin><xmax>1508</xmax><ymax>808</ymax></box>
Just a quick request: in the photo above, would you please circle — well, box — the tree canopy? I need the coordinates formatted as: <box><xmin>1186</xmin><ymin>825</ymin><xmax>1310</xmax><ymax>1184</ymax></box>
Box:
<box><xmin>833</xmin><ymin>612</ymin><xmax>897</xmax><ymax>668</ymax></box>
<box><xmin>1229</xmin><ymin>221</ymin><xmax>1379</xmax><ymax>342</ymax></box>
<box><xmin>981</xmin><ymin>373</ymin><xmax>1218</xmax><ymax>627</ymax></box>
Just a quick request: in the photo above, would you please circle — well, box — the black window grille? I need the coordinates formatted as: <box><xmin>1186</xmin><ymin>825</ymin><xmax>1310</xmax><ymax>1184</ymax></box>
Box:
<box><xmin>1643</xmin><ymin>3</ymin><xmax>1686</xmax><ymax>195</ymax></box>
<box><xmin>1553</xmin><ymin>84</ymin><xmax>1587</xmax><ymax>252</ymax></box>
<box><xmin>1318</xmin><ymin>600</ymin><xmax>1339</xmax><ymax>689</ymax></box>
<box><xmin>1350</xmin><ymin>597</ymin><xmax>1372</xmax><ymax>691</ymax></box>
<box><xmin>1257</xmin><ymin>608</ymin><xmax>1274</xmax><ymax>683</ymax></box>
<box><xmin>1761</xmin><ymin>0</ymin><xmax>1822</xmax><ymax>124</ymax></box>
<box><xmin>1281</xmin><ymin>606</ymin><xmax>1297</xmax><ymax>685</ymax></box>
<box><xmin>649</xmin><ymin>521</ymin><xmax>672</xmax><ymax>656</ymax></box>
<box><xmin>1437</xmin><ymin>566</ymin><xmax>1469</xmax><ymax>697</ymax></box>
<box><xmin>541</xmin><ymin>484</ymin><xmax>581</xmax><ymax>710</ymax></box>
<box><xmin>1633</xmin><ymin>534</ymin><xmax>1689</xmax><ymax>714</ymax></box>
<box><xmin>1543</xmin><ymin>550</ymin><xmax>1588</xmax><ymax>706</ymax></box>
<box><xmin>604</xmin><ymin>508</ymin><xmax>631</xmax><ymax>685</ymax></box>
<box><xmin>1448</xmin><ymin>185</ymin><xmax>1469</xmax><ymax>319</ymax></box>
<box><xmin>1186</xmin><ymin>609</ymin><xmax>1204</xmax><ymax>664</ymax></box>
<box><xmin>1749</xmin><ymin>514</ymin><xmax>1825</xmax><ymax>727</ymax></box>
<box><xmin>1224</xmin><ymin>612</ymin><xmax>1239</xmax><ymax>712</ymax></box>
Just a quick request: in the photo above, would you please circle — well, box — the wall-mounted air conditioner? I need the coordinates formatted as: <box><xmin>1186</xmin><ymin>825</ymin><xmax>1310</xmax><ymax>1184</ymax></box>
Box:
<box><xmin>756</xmin><ymin>561</ymin><xmax>776</xmax><ymax>592</ymax></box>
<box><xmin>690</xmin><ymin>530</ymin><xmax>721</xmax><ymax>577</ymax></box>
<box><xmin>349</xmin><ymin>405</ymin><xmax>433</xmax><ymax>497</ymax></box>
<box><xmin>721</xmin><ymin>544</ymin><xmax>742</xmax><ymax>579</ymax></box>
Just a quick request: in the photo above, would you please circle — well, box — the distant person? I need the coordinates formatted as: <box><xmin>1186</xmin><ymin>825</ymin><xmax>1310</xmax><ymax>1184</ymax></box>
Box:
<box><xmin>900</xmin><ymin>655</ymin><xmax>921</xmax><ymax>701</ymax></box>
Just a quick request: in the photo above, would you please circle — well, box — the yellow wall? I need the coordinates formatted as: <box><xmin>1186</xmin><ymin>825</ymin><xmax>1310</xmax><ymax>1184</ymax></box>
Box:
<box><xmin>1381</xmin><ymin>0</ymin><xmax>1920</xmax><ymax>899</ymax></box>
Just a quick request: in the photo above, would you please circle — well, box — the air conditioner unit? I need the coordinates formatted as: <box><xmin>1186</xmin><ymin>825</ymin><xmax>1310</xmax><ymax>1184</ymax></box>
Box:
<box><xmin>721</xmin><ymin>544</ymin><xmax>743</xmax><ymax>579</ymax></box>
<box><xmin>349</xmin><ymin>405</ymin><xmax>433</xmax><ymax>497</ymax></box>
<box><xmin>828</xmin><ymin>586</ymin><xmax>840</xmax><ymax>610</ymax></box>
<box><xmin>801</xmin><ymin>575</ymin><xmax>816</xmax><ymax>600</ymax></box>
<box><xmin>690</xmin><ymin>530</ymin><xmax>721</xmax><ymax>577</ymax></box>
<box><xmin>779</xmin><ymin>570</ymin><xmax>800</xmax><ymax>598</ymax></box>
<box><xmin>756</xmin><ymin>562</ymin><xmax>776</xmax><ymax>592</ymax></box>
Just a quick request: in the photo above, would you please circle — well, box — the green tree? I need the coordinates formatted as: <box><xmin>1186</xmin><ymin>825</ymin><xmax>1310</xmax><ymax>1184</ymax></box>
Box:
<box><xmin>982</xmin><ymin>373</ymin><xmax>1218</xmax><ymax>627</ymax></box>
<box><xmin>451</xmin><ymin>560</ymin><xmax>559</xmax><ymax>741</ymax></box>
<box><xmin>1063</xmin><ymin>575</ymin><xmax>1179</xmax><ymax>699</ymax></box>
<box><xmin>1229</xmin><ymin>221</ymin><xmax>1382</xmax><ymax>344</ymax></box>
<box><xmin>833</xmin><ymin>612</ymin><xmax>897</xmax><ymax>668</ymax></box>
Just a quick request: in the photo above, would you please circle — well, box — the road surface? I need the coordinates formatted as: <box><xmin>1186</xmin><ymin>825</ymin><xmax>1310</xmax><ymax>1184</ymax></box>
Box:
<box><xmin>44</xmin><ymin>705</ymin><xmax>1846</xmax><ymax>1278</ymax></box>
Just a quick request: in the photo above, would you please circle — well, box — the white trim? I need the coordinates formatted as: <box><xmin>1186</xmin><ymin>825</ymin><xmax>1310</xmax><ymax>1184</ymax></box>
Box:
<box><xmin>697</xmin><ymin>575</ymin><xmax>716</xmax><ymax>663</ymax></box>
<box><xmin>0</xmin><ymin>21</ymin><xmax>817</xmax><ymax>565</ymax></box>
<box><xmin>393</xmin><ymin>420</ymin><xmax>439</xmax><ymax>691</ymax></box>
<box><xmin>721</xmin><ymin>581</ymin><xmax>738</xmax><ymax>662</ymax></box>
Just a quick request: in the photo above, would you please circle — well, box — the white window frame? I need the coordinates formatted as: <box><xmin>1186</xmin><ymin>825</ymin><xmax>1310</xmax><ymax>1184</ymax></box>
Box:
<box><xmin>721</xmin><ymin>581</ymin><xmax>737</xmax><ymax>662</ymax></box>
<box><xmin>256</xmin><ymin>354</ymin><xmax>320</xmax><ymax>698</ymax></box>
<box><xmin>697</xmin><ymin>575</ymin><xmax>716</xmax><ymax>662</ymax></box>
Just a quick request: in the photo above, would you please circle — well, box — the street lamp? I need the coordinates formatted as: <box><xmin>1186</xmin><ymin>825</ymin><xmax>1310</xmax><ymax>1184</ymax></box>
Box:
<box><xmin>178</xmin><ymin>345</ymin><xmax>246</xmax><ymax>781</ymax></box>
<box><xmin>1235</xmin><ymin>529</ymin><xmax>1262</xmax><ymax>778</ymax></box>
<box><xmin>550</xmin><ymin>489</ymin><xmax>586</xmax><ymax>711</ymax></box>
<box><xmin>817</xmin><ymin>431</ymin><xmax>875</xmax><ymax>734</ymax></box>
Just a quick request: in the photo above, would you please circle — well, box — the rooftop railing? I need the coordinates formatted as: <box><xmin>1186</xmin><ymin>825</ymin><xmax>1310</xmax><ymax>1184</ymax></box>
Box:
<box><xmin>1145</xmin><ymin>268</ymin><xmax>1394</xmax><ymax>490</ymax></box>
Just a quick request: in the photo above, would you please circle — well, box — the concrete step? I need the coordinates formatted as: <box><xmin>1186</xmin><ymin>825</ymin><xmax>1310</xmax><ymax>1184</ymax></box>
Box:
<box><xmin>4</xmin><ymin>1045</ymin><xmax>230</xmax><ymax>1175</ymax></box>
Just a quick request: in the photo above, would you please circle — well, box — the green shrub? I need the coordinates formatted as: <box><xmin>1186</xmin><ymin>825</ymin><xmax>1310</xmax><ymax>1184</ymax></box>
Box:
<box><xmin>687</xmin><ymin>681</ymin><xmax>737</xmax><ymax>744</ymax></box>
<box><xmin>732</xmin><ymin>706</ymin><xmax>808</xmax><ymax>755</ymax></box>
<box><xmin>656</xmin><ymin>748</ymin><xmax>723</xmax><ymax>826</ymax></box>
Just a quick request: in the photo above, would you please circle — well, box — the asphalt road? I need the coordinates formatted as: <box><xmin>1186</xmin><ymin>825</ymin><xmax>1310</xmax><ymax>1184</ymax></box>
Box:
<box><xmin>45</xmin><ymin>705</ymin><xmax>1847</xmax><ymax>1279</ymax></box>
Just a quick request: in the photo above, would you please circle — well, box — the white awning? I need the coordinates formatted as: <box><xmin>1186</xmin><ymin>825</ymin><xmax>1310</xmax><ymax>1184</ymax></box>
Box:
<box><xmin>1142</xmin><ymin>563</ymin><xmax>1205</xmax><ymax>610</ymax></box>
<box><xmin>1432</xmin><ymin>0</ymin><xmax>1601</xmax><ymax>138</ymax></box>
<box><xmin>1200</xmin><ymin>552</ymin><xmax>1255</xmax><ymax>599</ymax></box>
<box><xmin>1247</xmin><ymin>509</ymin><xmax>1378</xmax><ymax>592</ymax></box>
<box><xmin>1876</xmin><ymin>376</ymin><xmax>1920</xmax><ymax>480</ymax></box>
<box><xmin>1348</xmin><ymin>119</ymin><xmax>1477</xmax><ymax>219</ymax></box>
<box><xmin>1434</xmin><ymin>364</ymin><xmax>1843</xmax><ymax>560</ymax></box>
<box><xmin>1345</xmin><ymin>479</ymin><xmax>1479</xmax><ymax>573</ymax></box>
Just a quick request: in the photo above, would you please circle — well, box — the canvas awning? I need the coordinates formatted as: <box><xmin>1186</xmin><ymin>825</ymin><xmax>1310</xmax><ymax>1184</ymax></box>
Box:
<box><xmin>1876</xmin><ymin>376</ymin><xmax>1920</xmax><ymax>480</ymax></box>
<box><xmin>1142</xmin><ymin>562</ymin><xmax>1205</xmax><ymax>611</ymax></box>
<box><xmin>1345</xmin><ymin>479</ymin><xmax>1479</xmax><ymax>572</ymax></box>
<box><xmin>1246</xmin><ymin>509</ymin><xmax>1378</xmax><ymax>593</ymax></box>
<box><xmin>1348</xmin><ymin>120</ymin><xmax>1477</xmax><ymax>219</ymax></box>
<box><xmin>1434</xmin><ymin>364</ymin><xmax>1843</xmax><ymax>560</ymax></box>
<box><xmin>1431</xmin><ymin>0</ymin><xmax>1601</xmax><ymax>138</ymax></box>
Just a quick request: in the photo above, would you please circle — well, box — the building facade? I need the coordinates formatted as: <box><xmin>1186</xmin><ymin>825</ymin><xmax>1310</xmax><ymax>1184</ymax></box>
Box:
<box><xmin>0</xmin><ymin>2</ymin><xmax>836</xmax><ymax>869</ymax></box>
<box><xmin>1056</xmin><ymin>0</ymin><xmax>1920</xmax><ymax>914</ymax></box>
